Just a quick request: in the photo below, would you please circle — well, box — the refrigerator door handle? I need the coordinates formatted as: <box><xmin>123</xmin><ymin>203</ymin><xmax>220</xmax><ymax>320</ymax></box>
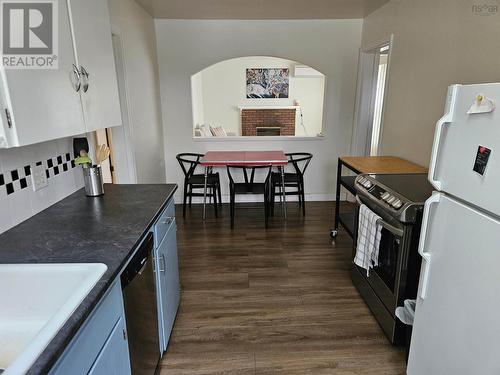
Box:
<box><xmin>428</xmin><ymin>84</ymin><xmax>459</xmax><ymax>190</ymax></box>
<box><xmin>418</xmin><ymin>193</ymin><xmax>441</xmax><ymax>299</ymax></box>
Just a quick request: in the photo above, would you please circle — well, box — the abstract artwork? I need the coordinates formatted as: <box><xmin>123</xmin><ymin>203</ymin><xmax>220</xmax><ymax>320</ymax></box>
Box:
<box><xmin>246</xmin><ymin>68</ymin><xmax>289</xmax><ymax>98</ymax></box>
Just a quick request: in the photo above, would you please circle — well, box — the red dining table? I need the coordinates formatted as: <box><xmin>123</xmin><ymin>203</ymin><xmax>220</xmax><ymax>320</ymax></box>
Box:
<box><xmin>200</xmin><ymin>151</ymin><xmax>289</xmax><ymax>220</ymax></box>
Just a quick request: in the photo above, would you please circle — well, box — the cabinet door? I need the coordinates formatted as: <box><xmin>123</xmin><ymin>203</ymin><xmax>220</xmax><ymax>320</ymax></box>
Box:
<box><xmin>88</xmin><ymin>317</ymin><xmax>131</xmax><ymax>375</ymax></box>
<box><xmin>49</xmin><ymin>282</ymin><xmax>128</xmax><ymax>375</ymax></box>
<box><xmin>67</xmin><ymin>0</ymin><xmax>122</xmax><ymax>132</ymax></box>
<box><xmin>0</xmin><ymin>0</ymin><xmax>85</xmax><ymax>147</ymax></box>
<box><xmin>164</xmin><ymin>226</ymin><xmax>180</xmax><ymax>345</ymax></box>
<box><xmin>157</xmin><ymin>224</ymin><xmax>180</xmax><ymax>350</ymax></box>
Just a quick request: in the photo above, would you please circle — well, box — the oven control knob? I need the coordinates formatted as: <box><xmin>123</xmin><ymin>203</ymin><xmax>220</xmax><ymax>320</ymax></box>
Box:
<box><xmin>364</xmin><ymin>180</ymin><xmax>373</xmax><ymax>188</ymax></box>
<box><xmin>392</xmin><ymin>199</ymin><xmax>403</xmax><ymax>209</ymax></box>
<box><xmin>358</xmin><ymin>177</ymin><xmax>366</xmax><ymax>184</ymax></box>
<box><xmin>387</xmin><ymin>196</ymin><xmax>396</xmax><ymax>204</ymax></box>
<box><xmin>381</xmin><ymin>192</ymin><xmax>390</xmax><ymax>200</ymax></box>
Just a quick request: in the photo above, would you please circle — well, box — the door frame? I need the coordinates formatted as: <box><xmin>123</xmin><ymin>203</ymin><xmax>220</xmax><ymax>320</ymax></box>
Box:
<box><xmin>350</xmin><ymin>34</ymin><xmax>394</xmax><ymax>156</ymax></box>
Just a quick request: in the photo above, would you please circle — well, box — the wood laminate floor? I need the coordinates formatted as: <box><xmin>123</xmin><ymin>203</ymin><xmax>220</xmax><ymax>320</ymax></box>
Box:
<box><xmin>159</xmin><ymin>201</ymin><xmax>406</xmax><ymax>374</ymax></box>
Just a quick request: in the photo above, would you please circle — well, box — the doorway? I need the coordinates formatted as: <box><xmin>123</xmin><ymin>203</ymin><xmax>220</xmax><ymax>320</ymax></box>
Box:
<box><xmin>351</xmin><ymin>36</ymin><xmax>393</xmax><ymax>157</ymax></box>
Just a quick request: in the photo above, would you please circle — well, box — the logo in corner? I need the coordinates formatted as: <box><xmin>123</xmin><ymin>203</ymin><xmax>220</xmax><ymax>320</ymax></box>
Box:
<box><xmin>472</xmin><ymin>3</ymin><xmax>498</xmax><ymax>16</ymax></box>
<box><xmin>1</xmin><ymin>0</ymin><xmax>58</xmax><ymax>69</ymax></box>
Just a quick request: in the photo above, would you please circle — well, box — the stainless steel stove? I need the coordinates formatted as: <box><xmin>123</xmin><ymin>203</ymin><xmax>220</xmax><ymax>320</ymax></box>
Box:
<box><xmin>352</xmin><ymin>173</ymin><xmax>433</xmax><ymax>345</ymax></box>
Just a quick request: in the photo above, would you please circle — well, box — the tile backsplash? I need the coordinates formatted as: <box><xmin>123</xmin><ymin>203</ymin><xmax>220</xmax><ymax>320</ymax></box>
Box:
<box><xmin>0</xmin><ymin>137</ymin><xmax>85</xmax><ymax>234</ymax></box>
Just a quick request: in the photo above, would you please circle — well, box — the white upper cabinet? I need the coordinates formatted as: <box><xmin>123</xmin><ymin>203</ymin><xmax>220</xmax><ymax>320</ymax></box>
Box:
<box><xmin>0</xmin><ymin>0</ymin><xmax>121</xmax><ymax>148</ymax></box>
<box><xmin>0</xmin><ymin>0</ymin><xmax>85</xmax><ymax>148</ymax></box>
<box><xmin>68</xmin><ymin>0</ymin><xmax>122</xmax><ymax>133</ymax></box>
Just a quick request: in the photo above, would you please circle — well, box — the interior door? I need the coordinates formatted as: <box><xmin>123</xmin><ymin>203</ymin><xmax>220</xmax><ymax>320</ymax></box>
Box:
<box><xmin>408</xmin><ymin>192</ymin><xmax>500</xmax><ymax>375</ymax></box>
<box><xmin>1</xmin><ymin>0</ymin><xmax>85</xmax><ymax>147</ymax></box>
<box><xmin>350</xmin><ymin>39</ymin><xmax>391</xmax><ymax>157</ymax></box>
<box><xmin>67</xmin><ymin>0</ymin><xmax>121</xmax><ymax>132</ymax></box>
<box><xmin>431</xmin><ymin>83</ymin><xmax>500</xmax><ymax>216</ymax></box>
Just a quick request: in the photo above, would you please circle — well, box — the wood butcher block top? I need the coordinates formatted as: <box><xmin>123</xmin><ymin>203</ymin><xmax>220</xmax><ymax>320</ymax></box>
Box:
<box><xmin>339</xmin><ymin>156</ymin><xmax>428</xmax><ymax>174</ymax></box>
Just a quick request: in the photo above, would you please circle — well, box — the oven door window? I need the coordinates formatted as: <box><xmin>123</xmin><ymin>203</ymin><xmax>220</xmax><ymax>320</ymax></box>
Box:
<box><xmin>373</xmin><ymin>228</ymin><xmax>400</xmax><ymax>293</ymax></box>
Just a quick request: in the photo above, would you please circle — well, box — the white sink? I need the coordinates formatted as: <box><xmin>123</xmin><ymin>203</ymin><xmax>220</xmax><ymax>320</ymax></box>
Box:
<box><xmin>0</xmin><ymin>263</ymin><xmax>107</xmax><ymax>375</ymax></box>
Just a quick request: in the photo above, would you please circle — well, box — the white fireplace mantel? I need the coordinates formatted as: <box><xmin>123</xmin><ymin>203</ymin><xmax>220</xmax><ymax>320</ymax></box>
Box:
<box><xmin>237</xmin><ymin>105</ymin><xmax>300</xmax><ymax>111</ymax></box>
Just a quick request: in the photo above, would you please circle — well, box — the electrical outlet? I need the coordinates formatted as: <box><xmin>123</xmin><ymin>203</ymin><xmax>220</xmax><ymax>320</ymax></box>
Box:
<box><xmin>31</xmin><ymin>165</ymin><xmax>48</xmax><ymax>191</ymax></box>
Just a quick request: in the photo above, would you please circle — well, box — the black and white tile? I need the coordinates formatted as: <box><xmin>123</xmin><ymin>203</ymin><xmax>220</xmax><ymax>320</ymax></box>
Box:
<box><xmin>0</xmin><ymin>152</ymin><xmax>77</xmax><ymax>197</ymax></box>
<box><xmin>0</xmin><ymin>138</ymin><xmax>87</xmax><ymax>234</ymax></box>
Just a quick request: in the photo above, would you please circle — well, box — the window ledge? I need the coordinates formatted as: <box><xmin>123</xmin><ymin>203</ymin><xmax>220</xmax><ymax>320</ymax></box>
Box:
<box><xmin>193</xmin><ymin>135</ymin><xmax>325</xmax><ymax>142</ymax></box>
<box><xmin>237</xmin><ymin>105</ymin><xmax>300</xmax><ymax>110</ymax></box>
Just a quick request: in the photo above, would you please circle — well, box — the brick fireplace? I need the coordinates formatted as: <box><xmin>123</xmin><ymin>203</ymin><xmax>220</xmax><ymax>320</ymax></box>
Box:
<box><xmin>241</xmin><ymin>108</ymin><xmax>296</xmax><ymax>136</ymax></box>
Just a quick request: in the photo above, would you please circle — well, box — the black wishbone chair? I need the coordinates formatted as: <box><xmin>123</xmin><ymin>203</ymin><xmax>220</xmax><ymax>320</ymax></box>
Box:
<box><xmin>176</xmin><ymin>153</ymin><xmax>222</xmax><ymax>218</ymax></box>
<box><xmin>227</xmin><ymin>165</ymin><xmax>272</xmax><ymax>229</ymax></box>
<box><xmin>271</xmin><ymin>153</ymin><xmax>312</xmax><ymax>216</ymax></box>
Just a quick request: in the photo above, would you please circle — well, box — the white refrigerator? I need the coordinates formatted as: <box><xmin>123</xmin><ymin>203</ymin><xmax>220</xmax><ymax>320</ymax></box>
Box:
<box><xmin>407</xmin><ymin>83</ymin><xmax>500</xmax><ymax>374</ymax></box>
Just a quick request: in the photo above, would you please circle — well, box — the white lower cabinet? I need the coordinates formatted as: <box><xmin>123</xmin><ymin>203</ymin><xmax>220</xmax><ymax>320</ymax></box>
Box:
<box><xmin>88</xmin><ymin>317</ymin><xmax>130</xmax><ymax>375</ymax></box>
<box><xmin>49</xmin><ymin>281</ymin><xmax>131</xmax><ymax>375</ymax></box>
<box><xmin>50</xmin><ymin>198</ymin><xmax>180</xmax><ymax>373</ymax></box>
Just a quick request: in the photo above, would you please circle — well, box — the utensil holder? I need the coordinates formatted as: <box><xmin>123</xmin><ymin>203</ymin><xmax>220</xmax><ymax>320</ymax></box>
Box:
<box><xmin>83</xmin><ymin>165</ymin><xmax>104</xmax><ymax>197</ymax></box>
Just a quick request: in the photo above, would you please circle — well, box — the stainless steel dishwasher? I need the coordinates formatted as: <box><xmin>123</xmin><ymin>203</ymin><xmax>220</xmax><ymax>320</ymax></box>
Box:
<box><xmin>121</xmin><ymin>233</ymin><xmax>160</xmax><ymax>374</ymax></box>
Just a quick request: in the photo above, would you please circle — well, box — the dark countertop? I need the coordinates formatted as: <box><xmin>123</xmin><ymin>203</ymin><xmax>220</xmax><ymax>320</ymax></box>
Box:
<box><xmin>0</xmin><ymin>183</ymin><xmax>177</xmax><ymax>374</ymax></box>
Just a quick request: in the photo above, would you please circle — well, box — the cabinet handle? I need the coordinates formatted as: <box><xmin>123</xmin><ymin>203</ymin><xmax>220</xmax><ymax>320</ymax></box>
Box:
<box><xmin>4</xmin><ymin>109</ymin><xmax>12</xmax><ymax>128</ymax></box>
<box><xmin>162</xmin><ymin>217</ymin><xmax>174</xmax><ymax>225</ymax></box>
<box><xmin>80</xmin><ymin>66</ymin><xmax>89</xmax><ymax>93</ymax></box>
<box><xmin>137</xmin><ymin>257</ymin><xmax>148</xmax><ymax>275</ymax></box>
<box><xmin>71</xmin><ymin>64</ymin><xmax>81</xmax><ymax>92</ymax></box>
<box><xmin>159</xmin><ymin>254</ymin><xmax>166</xmax><ymax>273</ymax></box>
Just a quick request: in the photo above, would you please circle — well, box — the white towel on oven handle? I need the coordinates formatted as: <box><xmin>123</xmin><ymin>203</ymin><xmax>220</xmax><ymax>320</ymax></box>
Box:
<box><xmin>354</xmin><ymin>204</ymin><xmax>382</xmax><ymax>276</ymax></box>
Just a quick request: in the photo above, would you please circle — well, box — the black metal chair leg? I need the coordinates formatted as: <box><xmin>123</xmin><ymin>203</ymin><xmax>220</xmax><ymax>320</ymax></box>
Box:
<box><xmin>264</xmin><ymin>199</ymin><xmax>269</xmax><ymax>228</ymax></box>
<box><xmin>230</xmin><ymin>191</ymin><xmax>235</xmax><ymax>229</ymax></box>
<box><xmin>183</xmin><ymin>182</ymin><xmax>188</xmax><ymax>218</ymax></box>
<box><xmin>217</xmin><ymin>179</ymin><xmax>222</xmax><ymax>207</ymax></box>
<box><xmin>297</xmin><ymin>183</ymin><xmax>302</xmax><ymax>208</ymax></box>
<box><xmin>270</xmin><ymin>184</ymin><xmax>275</xmax><ymax>216</ymax></box>
<box><xmin>301</xmin><ymin>181</ymin><xmax>306</xmax><ymax>216</ymax></box>
<box><xmin>213</xmin><ymin>185</ymin><xmax>218</xmax><ymax>218</ymax></box>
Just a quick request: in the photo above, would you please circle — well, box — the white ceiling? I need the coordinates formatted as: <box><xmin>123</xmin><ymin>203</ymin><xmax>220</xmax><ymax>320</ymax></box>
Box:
<box><xmin>135</xmin><ymin>0</ymin><xmax>390</xmax><ymax>19</ymax></box>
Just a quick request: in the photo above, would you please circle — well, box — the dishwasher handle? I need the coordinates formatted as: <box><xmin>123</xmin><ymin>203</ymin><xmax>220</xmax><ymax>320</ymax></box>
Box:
<box><xmin>121</xmin><ymin>232</ymin><xmax>154</xmax><ymax>289</ymax></box>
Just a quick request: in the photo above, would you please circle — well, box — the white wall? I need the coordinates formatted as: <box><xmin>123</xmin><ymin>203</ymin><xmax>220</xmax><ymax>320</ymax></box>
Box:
<box><xmin>190</xmin><ymin>73</ymin><xmax>205</xmax><ymax>131</ymax></box>
<box><xmin>0</xmin><ymin>138</ymin><xmax>84</xmax><ymax>233</ymax></box>
<box><xmin>108</xmin><ymin>0</ymin><xmax>166</xmax><ymax>183</ymax></box>
<box><xmin>193</xmin><ymin>56</ymin><xmax>325</xmax><ymax>136</ymax></box>
<box><xmin>155</xmin><ymin>19</ymin><xmax>363</xmax><ymax>202</ymax></box>
<box><xmin>362</xmin><ymin>0</ymin><xmax>500</xmax><ymax>167</ymax></box>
